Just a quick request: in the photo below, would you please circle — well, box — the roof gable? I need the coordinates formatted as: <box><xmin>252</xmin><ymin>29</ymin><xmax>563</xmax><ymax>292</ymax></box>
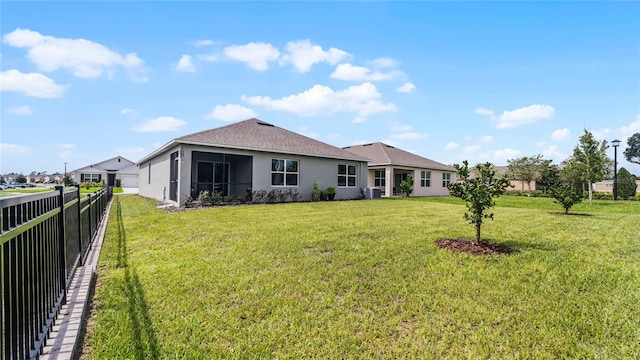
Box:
<box><xmin>343</xmin><ymin>142</ymin><xmax>454</xmax><ymax>171</ymax></box>
<box><xmin>173</xmin><ymin>118</ymin><xmax>366</xmax><ymax>161</ymax></box>
<box><xmin>71</xmin><ymin>156</ymin><xmax>135</xmax><ymax>173</ymax></box>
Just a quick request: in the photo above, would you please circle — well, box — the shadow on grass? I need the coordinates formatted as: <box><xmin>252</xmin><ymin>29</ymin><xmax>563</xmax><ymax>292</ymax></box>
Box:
<box><xmin>500</xmin><ymin>239</ymin><xmax>559</xmax><ymax>252</ymax></box>
<box><xmin>550</xmin><ymin>212</ymin><xmax>594</xmax><ymax>217</ymax></box>
<box><xmin>115</xmin><ymin>198</ymin><xmax>160</xmax><ymax>359</ymax></box>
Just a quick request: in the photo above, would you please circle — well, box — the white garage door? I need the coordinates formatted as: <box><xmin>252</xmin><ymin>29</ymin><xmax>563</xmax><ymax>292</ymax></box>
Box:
<box><xmin>120</xmin><ymin>174</ymin><xmax>139</xmax><ymax>188</ymax></box>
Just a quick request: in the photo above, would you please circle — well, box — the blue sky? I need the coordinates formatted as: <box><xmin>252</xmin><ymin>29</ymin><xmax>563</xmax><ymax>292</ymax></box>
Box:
<box><xmin>2</xmin><ymin>1</ymin><xmax>639</xmax><ymax>176</ymax></box>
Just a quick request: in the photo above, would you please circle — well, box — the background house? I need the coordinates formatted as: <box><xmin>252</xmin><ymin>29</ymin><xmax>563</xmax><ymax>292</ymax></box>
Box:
<box><xmin>343</xmin><ymin>142</ymin><xmax>455</xmax><ymax>197</ymax></box>
<box><xmin>136</xmin><ymin>118</ymin><xmax>369</xmax><ymax>205</ymax></box>
<box><xmin>71</xmin><ymin>156</ymin><xmax>138</xmax><ymax>188</ymax></box>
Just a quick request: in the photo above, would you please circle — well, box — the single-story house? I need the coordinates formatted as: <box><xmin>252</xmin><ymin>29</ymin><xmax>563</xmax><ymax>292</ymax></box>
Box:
<box><xmin>71</xmin><ymin>156</ymin><xmax>139</xmax><ymax>187</ymax></box>
<box><xmin>593</xmin><ymin>180</ymin><xmax>640</xmax><ymax>193</ymax></box>
<box><xmin>136</xmin><ymin>118</ymin><xmax>369</xmax><ymax>205</ymax></box>
<box><xmin>342</xmin><ymin>142</ymin><xmax>455</xmax><ymax>196</ymax></box>
<box><xmin>493</xmin><ymin>166</ymin><xmax>537</xmax><ymax>191</ymax></box>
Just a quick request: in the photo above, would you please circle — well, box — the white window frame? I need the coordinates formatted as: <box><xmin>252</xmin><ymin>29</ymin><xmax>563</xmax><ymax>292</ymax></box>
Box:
<box><xmin>84</xmin><ymin>173</ymin><xmax>100</xmax><ymax>183</ymax></box>
<box><xmin>421</xmin><ymin>170</ymin><xmax>431</xmax><ymax>187</ymax></box>
<box><xmin>442</xmin><ymin>172</ymin><xmax>452</xmax><ymax>187</ymax></box>
<box><xmin>271</xmin><ymin>159</ymin><xmax>299</xmax><ymax>187</ymax></box>
<box><xmin>338</xmin><ymin>164</ymin><xmax>357</xmax><ymax>188</ymax></box>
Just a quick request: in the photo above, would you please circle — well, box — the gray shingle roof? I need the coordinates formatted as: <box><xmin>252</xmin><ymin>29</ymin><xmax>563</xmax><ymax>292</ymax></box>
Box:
<box><xmin>174</xmin><ymin>118</ymin><xmax>366</xmax><ymax>161</ymax></box>
<box><xmin>343</xmin><ymin>142</ymin><xmax>454</xmax><ymax>171</ymax></box>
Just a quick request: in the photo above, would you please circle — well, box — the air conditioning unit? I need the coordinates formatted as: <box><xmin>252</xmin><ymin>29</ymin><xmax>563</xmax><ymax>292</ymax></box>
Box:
<box><xmin>364</xmin><ymin>187</ymin><xmax>381</xmax><ymax>199</ymax></box>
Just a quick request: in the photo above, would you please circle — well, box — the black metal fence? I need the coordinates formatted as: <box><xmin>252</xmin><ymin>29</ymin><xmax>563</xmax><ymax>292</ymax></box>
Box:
<box><xmin>0</xmin><ymin>185</ymin><xmax>113</xmax><ymax>360</ymax></box>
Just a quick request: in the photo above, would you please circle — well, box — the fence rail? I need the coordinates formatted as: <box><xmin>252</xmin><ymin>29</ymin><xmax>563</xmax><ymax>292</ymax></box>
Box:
<box><xmin>1</xmin><ymin>186</ymin><xmax>113</xmax><ymax>360</ymax></box>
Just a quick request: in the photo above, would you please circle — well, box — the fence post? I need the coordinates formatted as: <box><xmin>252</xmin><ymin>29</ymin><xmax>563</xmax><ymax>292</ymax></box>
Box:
<box><xmin>76</xmin><ymin>185</ymin><xmax>83</xmax><ymax>265</ymax></box>
<box><xmin>55</xmin><ymin>186</ymin><xmax>67</xmax><ymax>305</ymax></box>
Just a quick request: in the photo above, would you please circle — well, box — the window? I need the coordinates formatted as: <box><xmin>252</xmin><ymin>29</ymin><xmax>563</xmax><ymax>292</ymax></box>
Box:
<box><xmin>374</xmin><ymin>170</ymin><xmax>385</xmax><ymax>187</ymax></box>
<box><xmin>421</xmin><ymin>171</ymin><xmax>431</xmax><ymax>187</ymax></box>
<box><xmin>271</xmin><ymin>159</ymin><xmax>298</xmax><ymax>186</ymax></box>
<box><xmin>84</xmin><ymin>173</ymin><xmax>100</xmax><ymax>183</ymax></box>
<box><xmin>338</xmin><ymin>164</ymin><xmax>357</xmax><ymax>187</ymax></box>
<box><xmin>442</xmin><ymin>172</ymin><xmax>451</xmax><ymax>187</ymax></box>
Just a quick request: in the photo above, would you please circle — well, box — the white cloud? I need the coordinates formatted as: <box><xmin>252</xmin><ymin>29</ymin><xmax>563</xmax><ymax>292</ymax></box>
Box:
<box><xmin>481</xmin><ymin>148</ymin><xmax>522</xmax><ymax>164</ymax></box>
<box><xmin>444</xmin><ymin>142</ymin><xmax>459</xmax><ymax>151</ymax></box>
<box><xmin>475</xmin><ymin>107</ymin><xmax>494</xmax><ymax>116</ymax></box>
<box><xmin>205</xmin><ymin>104</ymin><xmax>257</xmax><ymax>121</ymax></box>
<box><xmin>551</xmin><ymin>128</ymin><xmax>571</xmax><ymax>141</ymax></box>
<box><xmin>620</xmin><ymin>114</ymin><xmax>640</xmax><ymax>137</ymax></box>
<box><xmin>193</xmin><ymin>39</ymin><xmax>213</xmax><ymax>47</ymax></box>
<box><xmin>542</xmin><ymin>145</ymin><xmax>564</xmax><ymax>159</ymax></box>
<box><xmin>132</xmin><ymin>116</ymin><xmax>187</xmax><ymax>132</ymax></box>
<box><xmin>0</xmin><ymin>143</ymin><xmax>32</xmax><ymax>156</ymax></box>
<box><xmin>6</xmin><ymin>105</ymin><xmax>33</xmax><ymax>115</ymax></box>
<box><xmin>120</xmin><ymin>108</ymin><xmax>137</xmax><ymax>115</ymax></box>
<box><xmin>391</xmin><ymin>132</ymin><xmax>428</xmax><ymax>140</ymax></box>
<box><xmin>224</xmin><ymin>42</ymin><xmax>280</xmax><ymax>71</ymax></box>
<box><xmin>176</xmin><ymin>55</ymin><xmax>195</xmax><ymax>72</ymax></box>
<box><xmin>494</xmin><ymin>104</ymin><xmax>555</xmax><ymax>129</ymax></box>
<box><xmin>353</xmin><ymin>117</ymin><xmax>366</xmax><ymax>124</ymax></box>
<box><xmin>242</xmin><ymin>82</ymin><xmax>397</xmax><ymax>119</ymax></box>
<box><xmin>3</xmin><ymin>28</ymin><xmax>146</xmax><ymax>81</ymax></box>
<box><xmin>396</xmin><ymin>82</ymin><xmax>416</xmax><ymax>93</ymax></box>
<box><xmin>197</xmin><ymin>54</ymin><xmax>217</xmax><ymax>62</ymax></box>
<box><xmin>481</xmin><ymin>135</ymin><xmax>494</xmax><ymax>143</ymax></box>
<box><xmin>330</xmin><ymin>63</ymin><xmax>402</xmax><ymax>81</ymax></box>
<box><xmin>0</xmin><ymin>69</ymin><xmax>66</xmax><ymax>98</ymax></box>
<box><xmin>280</xmin><ymin>40</ymin><xmax>349</xmax><ymax>72</ymax></box>
<box><xmin>368</xmin><ymin>57</ymin><xmax>397</xmax><ymax>68</ymax></box>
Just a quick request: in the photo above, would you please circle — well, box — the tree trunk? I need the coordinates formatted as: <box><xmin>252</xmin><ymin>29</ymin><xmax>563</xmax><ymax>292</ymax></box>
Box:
<box><xmin>475</xmin><ymin>224</ymin><xmax>481</xmax><ymax>244</ymax></box>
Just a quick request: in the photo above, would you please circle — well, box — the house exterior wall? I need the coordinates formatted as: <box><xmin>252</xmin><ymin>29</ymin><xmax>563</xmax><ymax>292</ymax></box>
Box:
<box><xmin>367</xmin><ymin>166</ymin><xmax>453</xmax><ymax>197</ymax></box>
<box><xmin>140</xmin><ymin>144</ymin><xmax>368</xmax><ymax>205</ymax></box>
<box><xmin>138</xmin><ymin>145</ymin><xmax>180</xmax><ymax>202</ymax></box>
<box><xmin>593</xmin><ymin>180</ymin><xmax>640</xmax><ymax>193</ymax></box>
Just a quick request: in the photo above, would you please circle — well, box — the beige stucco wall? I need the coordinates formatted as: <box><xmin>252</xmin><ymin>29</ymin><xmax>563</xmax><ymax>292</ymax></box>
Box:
<box><xmin>367</xmin><ymin>166</ymin><xmax>454</xmax><ymax>197</ymax></box>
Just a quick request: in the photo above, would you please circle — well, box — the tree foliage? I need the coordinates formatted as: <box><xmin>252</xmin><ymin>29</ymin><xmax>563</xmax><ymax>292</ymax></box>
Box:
<box><xmin>399</xmin><ymin>174</ymin><xmax>413</xmax><ymax>197</ymax></box>
<box><xmin>549</xmin><ymin>183</ymin><xmax>583</xmax><ymax>214</ymax></box>
<box><xmin>572</xmin><ymin>129</ymin><xmax>611</xmax><ymax>204</ymax></box>
<box><xmin>15</xmin><ymin>174</ymin><xmax>27</xmax><ymax>183</ymax></box>
<box><xmin>624</xmin><ymin>133</ymin><xmax>640</xmax><ymax>165</ymax></box>
<box><xmin>507</xmin><ymin>154</ymin><xmax>542</xmax><ymax>190</ymax></box>
<box><xmin>617</xmin><ymin>167</ymin><xmax>637</xmax><ymax>199</ymax></box>
<box><xmin>537</xmin><ymin>159</ymin><xmax>560</xmax><ymax>194</ymax></box>
<box><xmin>447</xmin><ymin>161</ymin><xmax>511</xmax><ymax>244</ymax></box>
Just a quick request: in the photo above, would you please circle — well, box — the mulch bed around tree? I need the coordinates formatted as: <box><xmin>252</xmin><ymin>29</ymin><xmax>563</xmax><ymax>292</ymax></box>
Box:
<box><xmin>435</xmin><ymin>238</ymin><xmax>517</xmax><ymax>255</ymax></box>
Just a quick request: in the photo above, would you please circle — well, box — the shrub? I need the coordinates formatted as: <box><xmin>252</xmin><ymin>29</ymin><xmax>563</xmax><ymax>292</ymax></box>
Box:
<box><xmin>252</xmin><ymin>189</ymin><xmax>267</xmax><ymax>203</ymax></box>
<box><xmin>197</xmin><ymin>190</ymin><xmax>213</xmax><ymax>206</ymax></box>
<box><xmin>399</xmin><ymin>175</ymin><xmax>413</xmax><ymax>197</ymax></box>
<box><xmin>182</xmin><ymin>195</ymin><xmax>194</xmax><ymax>208</ymax></box>
<box><xmin>115</xmin><ymin>179</ymin><xmax>121</xmax><ymax>188</ymax></box>
<box><xmin>287</xmin><ymin>188</ymin><xmax>302</xmax><ymax>202</ymax></box>
<box><xmin>311</xmin><ymin>182</ymin><xmax>321</xmax><ymax>202</ymax></box>
<box><xmin>550</xmin><ymin>184</ymin><xmax>583</xmax><ymax>214</ymax></box>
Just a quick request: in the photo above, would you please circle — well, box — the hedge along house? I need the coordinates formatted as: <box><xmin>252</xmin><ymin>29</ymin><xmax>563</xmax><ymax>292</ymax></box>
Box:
<box><xmin>136</xmin><ymin>118</ymin><xmax>369</xmax><ymax>205</ymax></box>
<box><xmin>343</xmin><ymin>142</ymin><xmax>455</xmax><ymax>197</ymax></box>
<box><xmin>70</xmin><ymin>156</ymin><xmax>138</xmax><ymax>188</ymax></box>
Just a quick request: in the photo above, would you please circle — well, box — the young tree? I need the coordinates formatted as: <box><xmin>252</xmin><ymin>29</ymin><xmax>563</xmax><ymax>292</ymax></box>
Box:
<box><xmin>507</xmin><ymin>154</ymin><xmax>542</xmax><ymax>190</ymax></box>
<box><xmin>617</xmin><ymin>167</ymin><xmax>638</xmax><ymax>199</ymax></box>
<box><xmin>399</xmin><ymin>174</ymin><xmax>413</xmax><ymax>197</ymax></box>
<box><xmin>572</xmin><ymin>129</ymin><xmax>611</xmax><ymax>205</ymax></box>
<box><xmin>624</xmin><ymin>133</ymin><xmax>640</xmax><ymax>165</ymax></box>
<box><xmin>537</xmin><ymin>159</ymin><xmax>560</xmax><ymax>194</ymax></box>
<box><xmin>549</xmin><ymin>184</ymin><xmax>583</xmax><ymax>214</ymax></box>
<box><xmin>448</xmin><ymin>161</ymin><xmax>512</xmax><ymax>244</ymax></box>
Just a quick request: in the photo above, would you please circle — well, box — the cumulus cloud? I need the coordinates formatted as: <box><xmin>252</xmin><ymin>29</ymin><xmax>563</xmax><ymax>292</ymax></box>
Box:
<box><xmin>3</xmin><ymin>28</ymin><xmax>147</xmax><ymax>81</ymax></box>
<box><xmin>280</xmin><ymin>40</ymin><xmax>349</xmax><ymax>72</ymax></box>
<box><xmin>444</xmin><ymin>142</ymin><xmax>459</xmax><ymax>151</ymax></box>
<box><xmin>176</xmin><ymin>55</ymin><xmax>195</xmax><ymax>72</ymax></box>
<box><xmin>224</xmin><ymin>42</ymin><xmax>280</xmax><ymax>71</ymax></box>
<box><xmin>368</xmin><ymin>58</ymin><xmax>397</xmax><ymax>68</ymax></box>
<box><xmin>621</xmin><ymin>114</ymin><xmax>640</xmax><ymax>137</ymax></box>
<box><xmin>353</xmin><ymin>117</ymin><xmax>366</xmax><ymax>124</ymax></box>
<box><xmin>205</xmin><ymin>104</ymin><xmax>257</xmax><ymax>121</ymax></box>
<box><xmin>481</xmin><ymin>148</ymin><xmax>522</xmax><ymax>164</ymax></box>
<box><xmin>481</xmin><ymin>135</ymin><xmax>494</xmax><ymax>143</ymax></box>
<box><xmin>396</xmin><ymin>82</ymin><xmax>416</xmax><ymax>93</ymax></box>
<box><xmin>132</xmin><ymin>116</ymin><xmax>187</xmax><ymax>132</ymax></box>
<box><xmin>542</xmin><ymin>144</ymin><xmax>564</xmax><ymax>159</ymax></box>
<box><xmin>6</xmin><ymin>105</ymin><xmax>33</xmax><ymax>115</ymax></box>
<box><xmin>494</xmin><ymin>104</ymin><xmax>555</xmax><ymax>129</ymax></box>
<box><xmin>475</xmin><ymin>107</ymin><xmax>494</xmax><ymax>116</ymax></box>
<box><xmin>551</xmin><ymin>128</ymin><xmax>571</xmax><ymax>141</ymax></box>
<box><xmin>330</xmin><ymin>63</ymin><xmax>403</xmax><ymax>81</ymax></box>
<box><xmin>242</xmin><ymin>82</ymin><xmax>397</xmax><ymax>119</ymax></box>
<box><xmin>0</xmin><ymin>69</ymin><xmax>66</xmax><ymax>98</ymax></box>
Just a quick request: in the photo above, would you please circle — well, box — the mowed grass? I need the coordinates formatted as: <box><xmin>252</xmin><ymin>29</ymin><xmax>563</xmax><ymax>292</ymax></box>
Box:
<box><xmin>82</xmin><ymin>195</ymin><xmax>640</xmax><ymax>359</ymax></box>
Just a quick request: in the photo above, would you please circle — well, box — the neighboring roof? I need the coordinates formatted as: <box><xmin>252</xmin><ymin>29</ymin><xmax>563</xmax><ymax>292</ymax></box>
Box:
<box><xmin>343</xmin><ymin>142</ymin><xmax>454</xmax><ymax>171</ymax></box>
<box><xmin>138</xmin><ymin>118</ymin><xmax>368</xmax><ymax>164</ymax></box>
<box><xmin>71</xmin><ymin>156</ymin><xmax>136</xmax><ymax>173</ymax></box>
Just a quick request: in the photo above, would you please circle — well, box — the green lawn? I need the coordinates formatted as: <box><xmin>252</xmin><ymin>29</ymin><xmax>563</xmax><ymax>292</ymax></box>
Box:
<box><xmin>82</xmin><ymin>195</ymin><xmax>640</xmax><ymax>359</ymax></box>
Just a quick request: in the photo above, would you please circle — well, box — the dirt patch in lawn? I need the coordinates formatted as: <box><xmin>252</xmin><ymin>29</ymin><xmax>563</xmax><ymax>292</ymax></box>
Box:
<box><xmin>435</xmin><ymin>238</ymin><xmax>517</xmax><ymax>255</ymax></box>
